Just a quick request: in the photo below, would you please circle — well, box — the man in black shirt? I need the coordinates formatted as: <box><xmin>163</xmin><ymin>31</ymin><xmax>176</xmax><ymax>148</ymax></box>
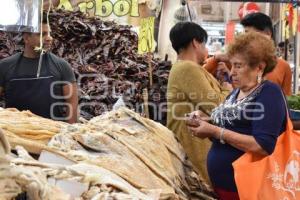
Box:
<box><xmin>0</xmin><ymin>15</ymin><xmax>78</xmax><ymax>123</ymax></box>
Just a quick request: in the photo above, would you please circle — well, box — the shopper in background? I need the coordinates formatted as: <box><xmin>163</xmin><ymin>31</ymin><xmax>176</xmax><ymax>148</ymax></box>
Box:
<box><xmin>187</xmin><ymin>31</ymin><xmax>286</xmax><ymax>200</ymax></box>
<box><xmin>167</xmin><ymin>22</ymin><xmax>231</xmax><ymax>184</ymax></box>
<box><xmin>277</xmin><ymin>41</ymin><xmax>286</xmax><ymax>58</ymax></box>
<box><xmin>0</xmin><ymin>14</ymin><xmax>78</xmax><ymax>123</ymax></box>
<box><xmin>205</xmin><ymin>12</ymin><xmax>292</xmax><ymax>96</ymax></box>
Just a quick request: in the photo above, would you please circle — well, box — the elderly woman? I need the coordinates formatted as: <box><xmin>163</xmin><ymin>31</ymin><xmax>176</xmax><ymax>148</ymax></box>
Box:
<box><xmin>187</xmin><ymin>31</ymin><xmax>287</xmax><ymax>200</ymax></box>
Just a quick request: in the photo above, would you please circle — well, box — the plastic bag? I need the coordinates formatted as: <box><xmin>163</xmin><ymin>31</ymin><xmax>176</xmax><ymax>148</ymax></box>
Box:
<box><xmin>233</xmin><ymin>118</ymin><xmax>300</xmax><ymax>200</ymax></box>
<box><xmin>0</xmin><ymin>0</ymin><xmax>41</xmax><ymax>33</ymax></box>
<box><xmin>113</xmin><ymin>96</ymin><xmax>126</xmax><ymax>110</ymax></box>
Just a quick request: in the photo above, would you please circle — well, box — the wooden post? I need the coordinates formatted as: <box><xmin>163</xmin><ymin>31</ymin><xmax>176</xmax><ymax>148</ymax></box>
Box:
<box><xmin>142</xmin><ymin>88</ymin><xmax>150</xmax><ymax>118</ymax></box>
<box><xmin>148</xmin><ymin>53</ymin><xmax>153</xmax><ymax>87</ymax></box>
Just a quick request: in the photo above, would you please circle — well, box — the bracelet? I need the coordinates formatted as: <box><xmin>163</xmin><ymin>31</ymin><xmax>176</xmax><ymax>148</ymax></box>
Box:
<box><xmin>220</xmin><ymin>128</ymin><xmax>226</xmax><ymax>144</ymax></box>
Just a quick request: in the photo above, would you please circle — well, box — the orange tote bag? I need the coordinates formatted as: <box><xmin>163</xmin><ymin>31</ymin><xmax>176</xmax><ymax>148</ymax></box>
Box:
<box><xmin>233</xmin><ymin>116</ymin><xmax>300</xmax><ymax>200</ymax></box>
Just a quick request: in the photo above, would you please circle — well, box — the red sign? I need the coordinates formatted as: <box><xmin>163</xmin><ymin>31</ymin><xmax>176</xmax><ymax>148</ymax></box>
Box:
<box><xmin>238</xmin><ymin>2</ymin><xmax>260</xmax><ymax>19</ymax></box>
<box><xmin>225</xmin><ymin>21</ymin><xmax>235</xmax><ymax>45</ymax></box>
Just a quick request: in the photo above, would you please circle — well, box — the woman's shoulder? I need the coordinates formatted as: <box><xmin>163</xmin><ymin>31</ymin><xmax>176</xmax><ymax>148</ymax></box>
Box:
<box><xmin>172</xmin><ymin>60</ymin><xmax>199</xmax><ymax>69</ymax></box>
<box><xmin>171</xmin><ymin>60</ymin><xmax>207</xmax><ymax>76</ymax></box>
<box><xmin>261</xmin><ymin>80</ymin><xmax>282</xmax><ymax>93</ymax></box>
<box><xmin>257</xmin><ymin>80</ymin><xmax>284</xmax><ymax>101</ymax></box>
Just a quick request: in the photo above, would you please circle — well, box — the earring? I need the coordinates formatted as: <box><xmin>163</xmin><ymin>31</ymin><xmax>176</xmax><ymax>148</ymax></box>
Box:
<box><xmin>257</xmin><ymin>74</ymin><xmax>262</xmax><ymax>84</ymax></box>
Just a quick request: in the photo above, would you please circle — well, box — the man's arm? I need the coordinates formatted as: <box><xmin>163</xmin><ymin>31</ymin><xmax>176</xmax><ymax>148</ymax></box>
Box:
<box><xmin>203</xmin><ymin>54</ymin><xmax>231</xmax><ymax>76</ymax></box>
<box><xmin>56</xmin><ymin>56</ymin><xmax>78</xmax><ymax>123</ymax></box>
<box><xmin>282</xmin><ymin>61</ymin><xmax>292</xmax><ymax>96</ymax></box>
<box><xmin>203</xmin><ymin>57</ymin><xmax>218</xmax><ymax>74</ymax></box>
<box><xmin>62</xmin><ymin>83</ymin><xmax>78</xmax><ymax>123</ymax></box>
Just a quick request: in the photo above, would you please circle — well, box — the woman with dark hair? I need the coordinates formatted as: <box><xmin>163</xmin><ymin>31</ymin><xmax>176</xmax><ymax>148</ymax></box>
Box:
<box><xmin>187</xmin><ymin>31</ymin><xmax>286</xmax><ymax>200</ymax></box>
<box><xmin>167</xmin><ymin>22</ymin><xmax>230</xmax><ymax>184</ymax></box>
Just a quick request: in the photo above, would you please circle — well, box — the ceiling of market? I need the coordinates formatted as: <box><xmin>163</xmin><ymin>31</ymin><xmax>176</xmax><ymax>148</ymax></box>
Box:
<box><xmin>189</xmin><ymin>0</ymin><xmax>267</xmax><ymax>22</ymax></box>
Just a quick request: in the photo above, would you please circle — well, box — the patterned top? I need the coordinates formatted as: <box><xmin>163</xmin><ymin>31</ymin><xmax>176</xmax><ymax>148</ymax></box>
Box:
<box><xmin>211</xmin><ymin>82</ymin><xmax>264</xmax><ymax>127</ymax></box>
<box><xmin>207</xmin><ymin>81</ymin><xmax>287</xmax><ymax>192</ymax></box>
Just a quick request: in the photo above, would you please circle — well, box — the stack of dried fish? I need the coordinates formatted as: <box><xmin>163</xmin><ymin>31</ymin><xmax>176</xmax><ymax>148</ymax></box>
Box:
<box><xmin>0</xmin><ymin>108</ymin><xmax>67</xmax><ymax>154</ymax></box>
<box><xmin>0</xmin><ymin>130</ymin><xmax>69</xmax><ymax>200</ymax></box>
<box><xmin>0</xmin><ymin>9</ymin><xmax>171</xmax><ymax>124</ymax></box>
<box><xmin>0</xmin><ymin>107</ymin><xmax>216</xmax><ymax>199</ymax></box>
<box><xmin>47</xmin><ymin>107</ymin><xmax>216</xmax><ymax>199</ymax></box>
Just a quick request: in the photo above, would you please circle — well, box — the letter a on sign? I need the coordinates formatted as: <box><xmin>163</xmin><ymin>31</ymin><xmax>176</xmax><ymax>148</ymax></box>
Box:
<box><xmin>57</xmin><ymin>0</ymin><xmax>74</xmax><ymax>11</ymax></box>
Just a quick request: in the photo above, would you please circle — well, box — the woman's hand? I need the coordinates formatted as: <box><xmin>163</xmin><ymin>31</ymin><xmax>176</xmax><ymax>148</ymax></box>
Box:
<box><xmin>185</xmin><ymin>110</ymin><xmax>211</xmax><ymax>123</ymax></box>
<box><xmin>187</xmin><ymin>120</ymin><xmax>219</xmax><ymax>139</ymax></box>
<box><xmin>217</xmin><ymin>62</ymin><xmax>230</xmax><ymax>75</ymax></box>
<box><xmin>217</xmin><ymin>62</ymin><xmax>231</xmax><ymax>83</ymax></box>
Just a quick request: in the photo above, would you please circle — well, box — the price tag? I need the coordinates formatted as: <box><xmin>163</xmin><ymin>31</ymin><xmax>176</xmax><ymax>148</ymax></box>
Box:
<box><xmin>138</xmin><ymin>17</ymin><xmax>156</xmax><ymax>54</ymax></box>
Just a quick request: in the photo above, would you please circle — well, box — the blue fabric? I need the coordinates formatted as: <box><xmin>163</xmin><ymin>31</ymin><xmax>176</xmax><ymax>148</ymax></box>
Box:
<box><xmin>207</xmin><ymin>81</ymin><xmax>287</xmax><ymax>192</ymax></box>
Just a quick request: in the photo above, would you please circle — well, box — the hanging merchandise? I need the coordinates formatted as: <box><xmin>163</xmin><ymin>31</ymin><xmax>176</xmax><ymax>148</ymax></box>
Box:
<box><xmin>292</xmin><ymin>3</ymin><xmax>298</xmax><ymax>36</ymax></box>
<box><xmin>0</xmin><ymin>0</ymin><xmax>41</xmax><ymax>32</ymax></box>
<box><xmin>174</xmin><ymin>0</ymin><xmax>197</xmax><ymax>23</ymax></box>
<box><xmin>137</xmin><ymin>17</ymin><xmax>156</xmax><ymax>90</ymax></box>
<box><xmin>282</xmin><ymin>4</ymin><xmax>289</xmax><ymax>39</ymax></box>
<box><xmin>282</xmin><ymin>2</ymin><xmax>298</xmax><ymax>39</ymax></box>
<box><xmin>0</xmin><ymin>9</ymin><xmax>170</xmax><ymax>122</ymax></box>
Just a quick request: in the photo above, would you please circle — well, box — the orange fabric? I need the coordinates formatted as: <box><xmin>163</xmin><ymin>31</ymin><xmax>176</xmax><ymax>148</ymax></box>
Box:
<box><xmin>265</xmin><ymin>58</ymin><xmax>292</xmax><ymax>96</ymax></box>
<box><xmin>203</xmin><ymin>57</ymin><xmax>232</xmax><ymax>75</ymax></box>
<box><xmin>204</xmin><ymin>57</ymin><xmax>292</xmax><ymax>95</ymax></box>
<box><xmin>233</xmin><ymin>116</ymin><xmax>300</xmax><ymax>200</ymax></box>
<box><xmin>203</xmin><ymin>57</ymin><xmax>219</xmax><ymax>75</ymax></box>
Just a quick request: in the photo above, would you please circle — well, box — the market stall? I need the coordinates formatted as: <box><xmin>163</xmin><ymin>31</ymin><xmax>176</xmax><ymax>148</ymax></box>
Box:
<box><xmin>0</xmin><ymin>1</ymin><xmax>218</xmax><ymax>199</ymax></box>
<box><xmin>2</xmin><ymin>1</ymin><xmax>300</xmax><ymax>199</ymax></box>
<box><xmin>0</xmin><ymin>8</ymin><xmax>171</xmax><ymax>124</ymax></box>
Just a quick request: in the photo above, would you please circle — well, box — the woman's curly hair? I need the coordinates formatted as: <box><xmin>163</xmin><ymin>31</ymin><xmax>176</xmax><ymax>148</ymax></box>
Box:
<box><xmin>227</xmin><ymin>31</ymin><xmax>277</xmax><ymax>76</ymax></box>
